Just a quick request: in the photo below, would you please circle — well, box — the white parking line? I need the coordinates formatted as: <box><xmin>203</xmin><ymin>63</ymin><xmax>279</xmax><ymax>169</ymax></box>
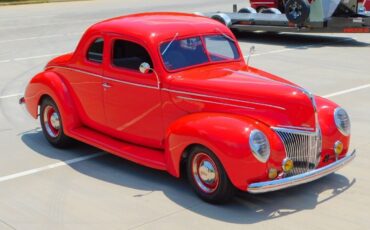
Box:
<box><xmin>323</xmin><ymin>84</ymin><xmax>370</xmax><ymax>98</ymax></box>
<box><xmin>0</xmin><ymin>18</ymin><xmax>98</xmax><ymax>30</ymax></box>
<box><xmin>0</xmin><ymin>15</ymin><xmax>57</xmax><ymax>21</ymax></box>
<box><xmin>0</xmin><ymin>52</ymin><xmax>66</xmax><ymax>63</ymax></box>
<box><xmin>13</xmin><ymin>52</ymin><xmax>65</xmax><ymax>61</ymax></box>
<box><xmin>0</xmin><ymin>152</ymin><xmax>105</xmax><ymax>183</ymax></box>
<box><xmin>245</xmin><ymin>37</ymin><xmax>353</xmax><ymax>58</ymax></box>
<box><xmin>0</xmin><ymin>32</ymin><xmax>81</xmax><ymax>44</ymax></box>
<box><xmin>0</xmin><ymin>93</ymin><xmax>23</xmax><ymax>99</ymax></box>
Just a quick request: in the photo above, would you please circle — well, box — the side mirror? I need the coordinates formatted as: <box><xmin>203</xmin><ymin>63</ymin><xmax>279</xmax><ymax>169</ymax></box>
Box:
<box><xmin>139</xmin><ymin>62</ymin><xmax>151</xmax><ymax>74</ymax></box>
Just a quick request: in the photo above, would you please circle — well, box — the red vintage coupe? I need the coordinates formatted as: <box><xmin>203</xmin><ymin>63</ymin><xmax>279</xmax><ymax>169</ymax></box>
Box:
<box><xmin>21</xmin><ymin>12</ymin><xmax>355</xmax><ymax>203</ymax></box>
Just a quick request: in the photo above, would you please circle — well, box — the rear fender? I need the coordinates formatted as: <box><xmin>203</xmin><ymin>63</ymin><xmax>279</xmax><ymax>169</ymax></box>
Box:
<box><xmin>165</xmin><ymin>113</ymin><xmax>285</xmax><ymax>190</ymax></box>
<box><xmin>24</xmin><ymin>71</ymin><xmax>81</xmax><ymax>135</ymax></box>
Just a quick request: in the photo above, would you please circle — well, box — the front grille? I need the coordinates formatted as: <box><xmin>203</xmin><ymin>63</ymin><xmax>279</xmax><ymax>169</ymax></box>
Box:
<box><xmin>273</xmin><ymin>127</ymin><xmax>322</xmax><ymax>176</ymax></box>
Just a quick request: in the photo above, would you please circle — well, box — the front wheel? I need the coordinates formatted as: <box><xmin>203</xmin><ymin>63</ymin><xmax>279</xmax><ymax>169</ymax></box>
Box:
<box><xmin>40</xmin><ymin>97</ymin><xmax>72</xmax><ymax>148</ymax></box>
<box><xmin>187</xmin><ymin>146</ymin><xmax>235</xmax><ymax>204</ymax></box>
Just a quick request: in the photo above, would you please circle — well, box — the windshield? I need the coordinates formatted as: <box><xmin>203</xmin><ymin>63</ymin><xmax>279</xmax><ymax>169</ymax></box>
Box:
<box><xmin>160</xmin><ymin>34</ymin><xmax>240</xmax><ymax>71</ymax></box>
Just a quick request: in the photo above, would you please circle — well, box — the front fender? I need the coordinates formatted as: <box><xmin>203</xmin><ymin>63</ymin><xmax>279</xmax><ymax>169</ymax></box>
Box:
<box><xmin>316</xmin><ymin>96</ymin><xmax>350</xmax><ymax>166</ymax></box>
<box><xmin>165</xmin><ymin>112</ymin><xmax>285</xmax><ymax>190</ymax></box>
<box><xmin>24</xmin><ymin>70</ymin><xmax>81</xmax><ymax>135</ymax></box>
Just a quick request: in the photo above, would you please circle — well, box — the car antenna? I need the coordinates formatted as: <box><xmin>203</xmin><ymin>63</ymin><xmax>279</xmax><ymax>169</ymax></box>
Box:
<box><xmin>161</xmin><ymin>32</ymin><xmax>179</xmax><ymax>55</ymax></box>
<box><xmin>247</xmin><ymin>46</ymin><xmax>255</xmax><ymax>68</ymax></box>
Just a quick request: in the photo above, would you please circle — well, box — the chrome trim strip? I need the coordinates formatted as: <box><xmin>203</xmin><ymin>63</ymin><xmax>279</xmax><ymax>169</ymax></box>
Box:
<box><xmin>163</xmin><ymin>88</ymin><xmax>286</xmax><ymax>110</ymax></box>
<box><xmin>47</xmin><ymin>66</ymin><xmax>159</xmax><ymax>90</ymax></box>
<box><xmin>271</xmin><ymin>127</ymin><xmax>317</xmax><ymax>136</ymax></box>
<box><xmin>177</xmin><ymin>96</ymin><xmax>255</xmax><ymax>110</ymax></box>
<box><xmin>247</xmin><ymin>150</ymin><xmax>356</xmax><ymax>194</ymax></box>
<box><xmin>275</xmin><ymin>125</ymin><xmax>314</xmax><ymax>131</ymax></box>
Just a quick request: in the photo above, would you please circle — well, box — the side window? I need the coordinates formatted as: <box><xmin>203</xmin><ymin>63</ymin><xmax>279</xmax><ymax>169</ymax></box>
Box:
<box><xmin>87</xmin><ymin>38</ymin><xmax>104</xmax><ymax>63</ymax></box>
<box><xmin>112</xmin><ymin>40</ymin><xmax>153</xmax><ymax>71</ymax></box>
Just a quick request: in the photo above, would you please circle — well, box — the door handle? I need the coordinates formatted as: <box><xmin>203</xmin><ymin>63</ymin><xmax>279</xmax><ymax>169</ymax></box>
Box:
<box><xmin>102</xmin><ymin>82</ymin><xmax>112</xmax><ymax>89</ymax></box>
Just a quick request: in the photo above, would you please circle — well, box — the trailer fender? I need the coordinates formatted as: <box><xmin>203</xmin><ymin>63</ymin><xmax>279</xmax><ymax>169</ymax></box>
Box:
<box><xmin>211</xmin><ymin>13</ymin><xmax>232</xmax><ymax>27</ymax></box>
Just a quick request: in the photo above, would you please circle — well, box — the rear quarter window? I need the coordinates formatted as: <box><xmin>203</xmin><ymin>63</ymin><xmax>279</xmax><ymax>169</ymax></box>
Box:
<box><xmin>87</xmin><ymin>38</ymin><xmax>104</xmax><ymax>63</ymax></box>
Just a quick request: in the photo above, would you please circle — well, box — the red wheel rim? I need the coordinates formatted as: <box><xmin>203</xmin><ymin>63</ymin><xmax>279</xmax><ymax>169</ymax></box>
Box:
<box><xmin>43</xmin><ymin>105</ymin><xmax>61</xmax><ymax>138</ymax></box>
<box><xmin>191</xmin><ymin>152</ymin><xmax>220</xmax><ymax>194</ymax></box>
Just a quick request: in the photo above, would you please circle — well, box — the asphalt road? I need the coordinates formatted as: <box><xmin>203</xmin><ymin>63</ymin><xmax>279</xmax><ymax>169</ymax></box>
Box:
<box><xmin>0</xmin><ymin>0</ymin><xmax>369</xmax><ymax>229</ymax></box>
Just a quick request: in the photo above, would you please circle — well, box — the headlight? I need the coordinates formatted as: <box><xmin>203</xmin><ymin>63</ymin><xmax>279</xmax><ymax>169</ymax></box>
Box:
<box><xmin>334</xmin><ymin>107</ymin><xmax>350</xmax><ymax>136</ymax></box>
<box><xmin>249</xmin><ymin>129</ymin><xmax>270</xmax><ymax>163</ymax></box>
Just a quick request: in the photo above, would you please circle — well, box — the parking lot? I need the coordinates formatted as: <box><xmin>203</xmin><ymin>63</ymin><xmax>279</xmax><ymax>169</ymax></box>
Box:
<box><xmin>0</xmin><ymin>0</ymin><xmax>369</xmax><ymax>229</ymax></box>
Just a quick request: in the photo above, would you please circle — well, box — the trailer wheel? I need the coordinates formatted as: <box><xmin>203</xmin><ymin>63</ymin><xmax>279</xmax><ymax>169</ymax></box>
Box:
<box><xmin>285</xmin><ymin>0</ymin><xmax>310</xmax><ymax>24</ymax></box>
<box><xmin>238</xmin><ymin>7</ymin><xmax>257</xmax><ymax>14</ymax></box>
<box><xmin>260</xmin><ymin>8</ymin><xmax>282</xmax><ymax>14</ymax></box>
<box><xmin>211</xmin><ymin>13</ymin><xmax>232</xmax><ymax>27</ymax></box>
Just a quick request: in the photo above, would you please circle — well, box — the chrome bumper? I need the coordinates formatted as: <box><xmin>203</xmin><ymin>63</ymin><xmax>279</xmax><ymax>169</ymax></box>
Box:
<box><xmin>247</xmin><ymin>150</ymin><xmax>356</xmax><ymax>194</ymax></box>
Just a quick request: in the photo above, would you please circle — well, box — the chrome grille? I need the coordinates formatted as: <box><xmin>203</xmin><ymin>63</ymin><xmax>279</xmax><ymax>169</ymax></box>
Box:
<box><xmin>273</xmin><ymin>127</ymin><xmax>322</xmax><ymax>176</ymax></box>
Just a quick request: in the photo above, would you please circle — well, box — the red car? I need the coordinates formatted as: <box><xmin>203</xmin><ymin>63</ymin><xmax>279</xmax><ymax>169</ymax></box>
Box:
<box><xmin>364</xmin><ymin>0</ymin><xmax>370</xmax><ymax>10</ymax></box>
<box><xmin>21</xmin><ymin>12</ymin><xmax>355</xmax><ymax>203</ymax></box>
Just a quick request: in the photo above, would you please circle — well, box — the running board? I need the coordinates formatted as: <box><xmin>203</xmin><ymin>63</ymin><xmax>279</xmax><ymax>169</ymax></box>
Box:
<box><xmin>69</xmin><ymin>127</ymin><xmax>167</xmax><ymax>171</ymax></box>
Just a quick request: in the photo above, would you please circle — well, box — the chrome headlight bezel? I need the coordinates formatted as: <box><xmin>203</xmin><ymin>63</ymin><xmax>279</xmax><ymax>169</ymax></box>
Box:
<box><xmin>249</xmin><ymin>129</ymin><xmax>271</xmax><ymax>163</ymax></box>
<box><xmin>334</xmin><ymin>107</ymin><xmax>351</xmax><ymax>136</ymax></box>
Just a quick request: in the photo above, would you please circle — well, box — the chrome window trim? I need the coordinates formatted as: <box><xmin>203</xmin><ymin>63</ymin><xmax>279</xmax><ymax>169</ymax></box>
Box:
<box><xmin>46</xmin><ymin>66</ymin><xmax>159</xmax><ymax>90</ymax></box>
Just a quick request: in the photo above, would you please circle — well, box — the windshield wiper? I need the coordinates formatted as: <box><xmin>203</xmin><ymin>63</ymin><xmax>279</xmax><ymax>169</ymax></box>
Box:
<box><xmin>216</xmin><ymin>28</ymin><xmax>235</xmax><ymax>42</ymax></box>
<box><xmin>161</xmin><ymin>32</ymin><xmax>179</xmax><ymax>55</ymax></box>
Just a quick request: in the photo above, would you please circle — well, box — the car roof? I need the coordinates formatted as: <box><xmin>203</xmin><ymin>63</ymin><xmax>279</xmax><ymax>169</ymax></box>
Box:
<box><xmin>89</xmin><ymin>12</ymin><xmax>233</xmax><ymax>44</ymax></box>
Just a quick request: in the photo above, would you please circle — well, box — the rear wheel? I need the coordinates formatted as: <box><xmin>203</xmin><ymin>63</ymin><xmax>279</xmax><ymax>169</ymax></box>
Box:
<box><xmin>187</xmin><ymin>146</ymin><xmax>235</xmax><ymax>204</ymax></box>
<box><xmin>40</xmin><ymin>97</ymin><xmax>72</xmax><ymax>148</ymax></box>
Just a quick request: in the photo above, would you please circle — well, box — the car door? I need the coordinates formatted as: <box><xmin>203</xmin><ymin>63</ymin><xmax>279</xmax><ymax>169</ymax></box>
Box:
<box><xmin>67</xmin><ymin>34</ymin><xmax>106</xmax><ymax>130</ymax></box>
<box><xmin>102</xmin><ymin>36</ymin><xmax>164</xmax><ymax>149</ymax></box>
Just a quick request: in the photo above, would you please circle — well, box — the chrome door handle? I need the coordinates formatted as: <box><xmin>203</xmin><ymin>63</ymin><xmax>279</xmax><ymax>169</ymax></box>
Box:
<box><xmin>102</xmin><ymin>82</ymin><xmax>112</xmax><ymax>88</ymax></box>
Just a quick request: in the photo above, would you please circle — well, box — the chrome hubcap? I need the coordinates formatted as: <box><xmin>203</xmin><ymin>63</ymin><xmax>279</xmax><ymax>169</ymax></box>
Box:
<box><xmin>192</xmin><ymin>152</ymin><xmax>219</xmax><ymax>194</ymax></box>
<box><xmin>43</xmin><ymin>105</ymin><xmax>60</xmax><ymax>138</ymax></box>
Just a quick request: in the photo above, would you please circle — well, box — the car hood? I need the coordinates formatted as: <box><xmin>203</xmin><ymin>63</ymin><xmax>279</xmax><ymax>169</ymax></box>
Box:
<box><xmin>165</xmin><ymin>64</ymin><xmax>316</xmax><ymax>130</ymax></box>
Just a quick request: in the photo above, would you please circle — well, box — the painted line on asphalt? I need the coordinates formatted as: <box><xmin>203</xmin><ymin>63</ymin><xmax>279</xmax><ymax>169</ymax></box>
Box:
<box><xmin>0</xmin><ymin>18</ymin><xmax>99</xmax><ymax>30</ymax></box>
<box><xmin>0</xmin><ymin>93</ymin><xmax>23</xmax><ymax>99</ymax></box>
<box><xmin>0</xmin><ymin>152</ymin><xmax>105</xmax><ymax>183</ymax></box>
<box><xmin>323</xmin><ymin>84</ymin><xmax>370</xmax><ymax>98</ymax></box>
<box><xmin>0</xmin><ymin>32</ymin><xmax>81</xmax><ymax>44</ymax></box>
<box><xmin>0</xmin><ymin>52</ymin><xmax>66</xmax><ymax>63</ymax></box>
<box><xmin>245</xmin><ymin>37</ymin><xmax>353</xmax><ymax>58</ymax></box>
<box><xmin>14</xmin><ymin>52</ymin><xmax>65</xmax><ymax>61</ymax></box>
<box><xmin>0</xmin><ymin>15</ymin><xmax>57</xmax><ymax>21</ymax></box>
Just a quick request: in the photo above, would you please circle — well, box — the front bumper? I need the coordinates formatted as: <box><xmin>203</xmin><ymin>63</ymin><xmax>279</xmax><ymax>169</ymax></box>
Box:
<box><xmin>247</xmin><ymin>150</ymin><xmax>356</xmax><ymax>194</ymax></box>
